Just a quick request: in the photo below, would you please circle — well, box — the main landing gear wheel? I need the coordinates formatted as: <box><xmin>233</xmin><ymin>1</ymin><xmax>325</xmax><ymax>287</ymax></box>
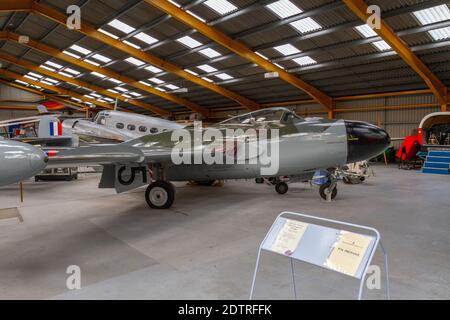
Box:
<box><xmin>196</xmin><ymin>180</ymin><xmax>216</xmax><ymax>186</ymax></box>
<box><xmin>275</xmin><ymin>182</ymin><xmax>289</xmax><ymax>195</ymax></box>
<box><xmin>319</xmin><ymin>183</ymin><xmax>337</xmax><ymax>200</ymax></box>
<box><xmin>145</xmin><ymin>181</ymin><xmax>175</xmax><ymax>209</ymax></box>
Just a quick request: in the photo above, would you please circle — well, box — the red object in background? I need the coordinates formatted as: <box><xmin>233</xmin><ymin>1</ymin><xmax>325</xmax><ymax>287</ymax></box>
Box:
<box><xmin>42</xmin><ymin>100</ymin><xmax>65</xmax><ymax>111</ymax></box>
<box><xmin>396</xmin><ymin>135</ymin><xmax>421</xmax><ymax>161</ymax></box>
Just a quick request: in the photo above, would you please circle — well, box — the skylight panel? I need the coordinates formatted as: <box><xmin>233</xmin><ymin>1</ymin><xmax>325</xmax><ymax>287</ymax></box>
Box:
<box><xmin>92</xmin><ymin>54</ymin><xmax>111</xmax><ymax>63</ymax></box>
<box><xmin>199</xmin><ymin>48</ymin><xmax>221</xmax><ymax>58</ymax></box>
<box><xmin>293</xmin><ymin>56</ymin><xmax>317</xmax><ymax>66</ymax></box>
<box><xmin>355</xmin><ymin>24</ymin><xmax>377</xmax><ymax>38</ymax></box>
<box><xmin>429</xmin><ymin>26</ymin><xmax>450</xmax><ymax>40</ymax></box>
<box><xmin>65</xmin><ymin>68</ymin><xmax>80</xmax><ymax>75</ymax></box>
<box><xmin>273</xmin><ymin>44</ymin><xmax>301</xmax><ymax>56</ymax></box>
<box><xmin>373</xmin><ymin>40</ymin><xmax>392</xmax><ymax>51</ymax></box>
<box><xmin>63</xmin><ymin>50</ymin><xmax>81</xmax><ymax>59</ymax></box>
<box><xmin>413</xmin><ymin>5</ymin><xmax>450</xmax><ymax>25</ymax></box>
<box><xmin>115</xmin><ymin>87</ymin><xmax>128</xmax><ymax>92</ymax></box>
<box><xmin>139</xmin><ymin>80</ymin><xmax>152</xmax><ymax>86</ymax></box>
<box><xmin>197</xmin><ymin>64</ymin><xmax>217</xmax><ymax>73</ymax></box>
<box><xmin>145</xmin><ymin>65</ymin><xmax>163</xmax><ymax>73</ymax></box>
<box><xmin>187</xmin><ymin>10</ymin><xmax>206</xmax><ymax>22</ymax></box>
<box><xmin>44</xmin><ymin>78</ymin><xmax>59</xmax><ymax>84</ymax></box>
<box><xmin>134</xmin><ymin>32</ymin><xmax>158</xmax><ymax>45</ymax></box>
<box><xmin>177</xmin><ymin>36</ymin><xmax>202</xmax><ymax>48</ymax></box>
<box><xmin>70</xmin><ymin>45</ymin><xmax>91</xmax><ymax>55</ymax></box>
<box><xmin>204</xmin><ymin>0</ymin><xmax>237</xmax><ymax>15</ymax></box>
<box><xmin>107</xmin><ymin>78</ymin><xmax>122</xmax><ymax>84</ymax></box>
<box><xmin>155</xmin><ymin>87</ymin><xmax>166</xmax><ymax>92</ymax></box>
<box><xmin>15</xmin><ymin>80</ymin><xmax>29</xmax><ymax>85</ymax></box>
<box><xmin>266</xmin><ymin>0</ymin><xmax>302</xmax><ymax>19</ymax></box>
<box><xmin>58</xmin><ymin>71</ymin><xmax>73</xmax><ymax>78</ymax></box>
<box><xmin>149</xmin><ymin>77</ymin><xmax>165</xmax><ymax>84</ymax></box>
<box><xmin>45</xmin><ymin>61</ymin><xmax>63</xmax><ymax>69</ymax></box>
<box><xmin>215</xmin><ymin>73</ymin><xmax>233</xmax><ymax>80</ymax></box>
<box><xmin>40</xmin><ymin>80</ymin><xmax>55</xmax><ymax>86</ymax></box>
<box><xmin>129</xmin><ymin>92</ymin><xmax>142</xmax><ymax>97</ymax></box>
<box><xmin>165</xmin><ymin>84</ymin><xmax>180</xmax><ymax>90</ymax></box>
<box><xmin>91</xmin><ymin>72</ymin><xmax>106</xmax><ymax>78</ymax></box>
<box><xmin>202</xmin><ymin>77</ymin><xmax>214</xmax><ymax>83</ymax></box>
<box><xmin>84</xmin><ymin>59</ymin><xmax>100</xmax><ymax>66</ymax></box>
<box><xmin>123</xmin><ymin>40</ymin><xmax>141</xmax><ymax>49</ymax></box>
<box><xmin>108</xmin><ymin>19</ymin><xmax>135</xmax><ymax>34</ymax></box>
<box><xmin>28</xmin><ymin>72</ymin><xmax>43</xmax><ymax>78</ymax></box>
<box><xmin>185</xmin><ymin>69</ymin><xmax>199</xmax><ymax>76</ymax></box>
<box><xmin>125</xmin><ymin>57</ymin><xmax>145</xmax><ymax>66</ymax></box>
<box><xmin>98</xmin><ymin>29</ymin><xmax>119</xmax><ymax>39</ymax></box>
<box><xmin>107</xmin><ymin>89</ymin><xmax>119</xmax><ymax>94</ymax></box>
<box><xmin>40</xmin><ymin>65</ymin><xmax>56</xmax><ymax>72</ymax></box>
<box><xmin>290</xmin><ymin>17</ymin><xmax>321</xmax><ymax>33</ymax></box>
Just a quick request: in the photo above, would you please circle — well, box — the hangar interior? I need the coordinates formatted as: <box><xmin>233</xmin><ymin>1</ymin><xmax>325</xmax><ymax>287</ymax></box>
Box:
<box><xmin>0</xmin><ymin>0</ymin><xmax>449</xmax><ymax>300</ymax></box>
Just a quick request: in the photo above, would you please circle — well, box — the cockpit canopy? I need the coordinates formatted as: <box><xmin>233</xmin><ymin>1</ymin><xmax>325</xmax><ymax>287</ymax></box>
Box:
<box><xmin>219</xmin><ymin>107</ymin><xmax>304</xmax><ymax>125</ymax></box>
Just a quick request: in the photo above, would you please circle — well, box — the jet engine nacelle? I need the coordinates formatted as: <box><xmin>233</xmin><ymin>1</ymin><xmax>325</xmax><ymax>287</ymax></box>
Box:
<box><xmin>0</xmin><ymin>140</ymin><xmax>48</xmax><ymax>186</ymax></box>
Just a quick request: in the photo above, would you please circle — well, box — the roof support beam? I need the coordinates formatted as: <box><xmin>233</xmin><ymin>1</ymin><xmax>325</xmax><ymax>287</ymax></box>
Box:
<box><xmin>0</xmin><ymin>0</ymin><xmax>32</xmax><ymax>12</ymax></box>
<box><xmin>0</xmin><ymin>79</ymin><xmax>111</xmax><ymax>112</ymax></box>
<box><xmin>0</xmin><ymin>52</ymin><xmax>173</xmax><ymax>116</ymax></box>
<box><xmin>0</xmin><ymin>32</ymin><xmax>179</xmax><ymax>116</ymax></box>
<box><xmin>343</xmin><ymin>0</ymin><xmax>447</xmax><ymax>105</ymax></box>
<box><xmin>26</xmin><ymin>1</ymin><xmax>259</xmax><ymax>112</ymax></box>
<box><xmin>145</xmin><ymin>0</ymin><xmax>333</xmax><ymax>110</ymax></box>
<box><xmin>0</xmin><ymin>69</ymin><xmax>113</xmax><ymax>110</ymax></box>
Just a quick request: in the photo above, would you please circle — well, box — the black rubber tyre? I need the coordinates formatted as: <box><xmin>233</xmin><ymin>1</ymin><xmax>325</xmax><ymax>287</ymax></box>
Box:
<box><xmin>255</xmin><ymin>178</ymin><xmax>264</xmax><ymax>184</ymax></box>
<box><xmin>145</xmin><ymin>181</ymin><xmax>175</xmax><ymax>209</ymax></box>
<box><xmin>196</xmin><ymin>180</ymin><xmax>215</xmax><ymax>186</ymax></box>
<box><xmin>275</xmin><ymin>182</ymin><xmax>289</xmax><ymax>195</ymax></box>
<box><xmin>319</xmin><ymin>183</ymin><xmax>338</xmax><ymax>200</ymax></box>
<box><xmin>360</xmin><ymin>177</ymin><xmax>365</xmax><ymax>182</ymax></box>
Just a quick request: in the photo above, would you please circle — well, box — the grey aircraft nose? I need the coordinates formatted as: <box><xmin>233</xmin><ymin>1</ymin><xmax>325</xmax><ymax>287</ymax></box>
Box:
<box><xmin>345</xmin><ymin>121</ymin><xmax>391</xmax><ymax>163</ymax></box>
<box><xmin>0</xmin><ymin>140</ymin><xmax>48</xmax><ymax>186</ymax></box>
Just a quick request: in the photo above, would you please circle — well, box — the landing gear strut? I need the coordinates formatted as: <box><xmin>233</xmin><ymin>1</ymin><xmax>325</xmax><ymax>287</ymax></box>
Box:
<box><xmin>145</xmin><ymin>181</ymin><xmax>175</xmax><ymax>209</ymax></box>
<box><xmin>319</xmin><ymin>171</ymin><xmax>338</xmax><ymax>201</ymax></box>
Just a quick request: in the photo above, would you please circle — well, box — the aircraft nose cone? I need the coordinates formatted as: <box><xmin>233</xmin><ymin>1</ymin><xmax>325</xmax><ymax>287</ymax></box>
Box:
<box><xmin>29</xmin><ymin>147</ymin><xmax>48</xmax><ymax>172</ymax></box>
<box><xmin>0</xmin><ymin>141</ymin><xmax>47</xmax><ymax>186</ymax></box>
<box><xmin>345</xmin><ymin>121</ymin><xmax>391</xmax><ymax>163</ymax></box>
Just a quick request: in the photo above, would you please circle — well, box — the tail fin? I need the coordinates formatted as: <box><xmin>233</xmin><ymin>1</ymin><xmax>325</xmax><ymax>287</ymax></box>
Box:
<box><xmin>38</xmin><ymin>116</ymin><xmax>63</xmax><ymax>138</ymax></box>
<box><xmin>37</xmin><ymin>104</ymin><xmax>49</xmax><ymax>114</ymax></box>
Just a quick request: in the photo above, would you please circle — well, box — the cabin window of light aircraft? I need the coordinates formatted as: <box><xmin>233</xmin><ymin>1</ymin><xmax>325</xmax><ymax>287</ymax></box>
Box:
<box><xmin>116</xmin><ymin>123</ymin><xmax>124</xmax><ymax>129</ymax></box>
<box><xmin>150</xmin><ymin>128</ymin><xmax>159</xmax><ymax>134</ymax></box>
<box><xmin>139</xmin><ymin>126</ymin><xmax>148</xmax><ymax>133</ymax></box>
<box><xmin>127</xmin><ymin>124</ymin><xmax>136</xmax><ymax>131</ymax></box>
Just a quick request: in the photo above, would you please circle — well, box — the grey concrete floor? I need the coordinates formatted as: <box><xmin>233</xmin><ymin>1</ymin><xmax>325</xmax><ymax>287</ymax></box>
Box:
<box><xmin>0</xmin><ymin>165</ymin><xmax>449</xmax><ymax>300</ymax></box>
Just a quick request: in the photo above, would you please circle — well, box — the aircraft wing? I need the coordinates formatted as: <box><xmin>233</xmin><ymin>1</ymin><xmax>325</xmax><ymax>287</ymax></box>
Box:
<box><xmin>47</xmin><ymin>144</ymin><xmax>153</xmax><ymax>168</ymax></box>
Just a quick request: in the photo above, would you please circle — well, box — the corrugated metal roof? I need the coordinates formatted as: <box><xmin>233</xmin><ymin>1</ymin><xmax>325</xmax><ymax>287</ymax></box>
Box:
<box><xmin>0</xmin><ymin>0</ymin><xmax>448</xmax><ymax>115</ymax></box>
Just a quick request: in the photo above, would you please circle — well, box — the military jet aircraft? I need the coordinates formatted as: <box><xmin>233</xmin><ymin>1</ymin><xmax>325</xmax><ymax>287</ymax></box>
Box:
<box><xmin>48</xmin><ymin>108</ymin><xmax>390</xmax><ymax>209</ymax></box>
<box><xmin>0</xmin><ymin>139</ymin><xmax>48</xmax><ymax>186</ymax></box>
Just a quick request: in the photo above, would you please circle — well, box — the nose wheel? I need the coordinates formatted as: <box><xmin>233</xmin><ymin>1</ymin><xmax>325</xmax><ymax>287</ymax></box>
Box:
<box><xmin>319</xmin><ymin>182</ymin><xmax>338</xmax><ymax>201</ymax></box>
<box><xmin>145</xmin><ymin>181</ymin><xmax>175</xmax><ymax>209</ymax></box>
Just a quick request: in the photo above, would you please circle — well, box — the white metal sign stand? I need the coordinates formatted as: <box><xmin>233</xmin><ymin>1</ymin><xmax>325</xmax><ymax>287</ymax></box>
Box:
<box><xmin>249</xmin><ymin>212</ymin><xmax>390</xmax><ymax>300</ymax></box>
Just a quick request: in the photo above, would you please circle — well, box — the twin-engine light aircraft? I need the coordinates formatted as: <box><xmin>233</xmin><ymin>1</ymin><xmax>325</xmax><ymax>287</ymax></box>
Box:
<box><xmin>62</xmin><ymin>110</ymin><xmax>184</xmax><ymax>144</ymax></box>
<box><xmin>0</xmin><ymin>139</ymin><xmax>48</xmax><ymax>186</ymax></box>
<box><xmin>48</xmin><ymin>108</ymin><xmax>390</xmax><ymax>209</ymax></box>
